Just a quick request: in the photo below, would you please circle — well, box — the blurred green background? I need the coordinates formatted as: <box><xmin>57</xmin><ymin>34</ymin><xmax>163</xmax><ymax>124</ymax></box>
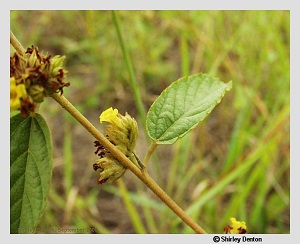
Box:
<box><xmin>10</xmin><ymin>10</ymin><xmax>289</xmax><ymax>234</ymax></box>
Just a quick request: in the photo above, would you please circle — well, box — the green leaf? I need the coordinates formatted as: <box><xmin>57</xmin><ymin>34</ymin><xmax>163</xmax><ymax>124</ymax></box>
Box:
<box><xmin>10</xmin><ymin>113</ymin><xmax>53</xmax><ymax>233</ymax></box>
<box><xmin>146</xmin><ymin>73</ymin><xmax>232</xmax><ymax>144</ymax></box>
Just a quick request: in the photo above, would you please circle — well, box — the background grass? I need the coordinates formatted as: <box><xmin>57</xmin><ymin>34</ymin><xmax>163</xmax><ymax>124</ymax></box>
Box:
<box><xmin>10</xmin><ymin>10</ymin><xmax>290</xmax><ymax>234</ymax></box>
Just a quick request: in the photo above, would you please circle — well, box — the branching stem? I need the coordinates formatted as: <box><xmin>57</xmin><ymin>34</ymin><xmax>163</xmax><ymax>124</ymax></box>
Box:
<box><xmin>51</xmin><ymin>93</ymin><xmax>207</xmax><ymax>234</ymax></box>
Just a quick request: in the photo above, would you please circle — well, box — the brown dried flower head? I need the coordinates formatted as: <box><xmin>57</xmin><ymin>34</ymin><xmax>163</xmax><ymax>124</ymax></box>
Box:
<box><xmin>10</xmin><ymin>45</ymin><xmax>70</xmax><ymax>116</ymax></box>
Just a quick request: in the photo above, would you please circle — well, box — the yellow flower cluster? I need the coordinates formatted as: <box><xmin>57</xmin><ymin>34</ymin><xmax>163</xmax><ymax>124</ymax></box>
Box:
<box><xmin>93</xmin><ymin>107</ymin><xmax>138</xmax><ymax>184</ymax></box>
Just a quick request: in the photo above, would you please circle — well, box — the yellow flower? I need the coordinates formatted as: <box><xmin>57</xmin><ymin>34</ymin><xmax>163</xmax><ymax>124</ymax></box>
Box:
<box><xmin>100</xmin><ymin>107</ymin><xmax>122</xmax><ymax>126</ymax></box>
<box><xmin>99</xmin><ymin>107</ymin><xmax>138</xmax><ymax>154</ymax></box>
<box><xmin>10</xmin><ymin>77</ymin><xmax>27</xmax><ymax>110</ymax></box>
<box><xmin>224</xmin><ymin>217</ymin><xmax>247</xmax><ymax>234</ymax></box>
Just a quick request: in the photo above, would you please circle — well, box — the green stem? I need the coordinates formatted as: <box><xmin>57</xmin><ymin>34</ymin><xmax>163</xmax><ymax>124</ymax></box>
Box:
<box><xmin>142</xmin><ymin>141</ymin><xmax>158</xmax><ymax>166</ymax></box>
<box><xmin>111</xmin><ymin>11</ymin><xmax>163</xmax><ymax>183</ymax></box>
<box><xmin>111</xmin><ymin>11</ymin><xmax>147</xmax><ymax>127</ymax></box>
<box><xmin>51</xmin><ymin>93</ymin><xmax>207</xmax><ymax>234</ymax></box>
<box><xmin>117</xmin><ymin>180</ymin><xmax>147</xmax><ymax>233</ymax></box>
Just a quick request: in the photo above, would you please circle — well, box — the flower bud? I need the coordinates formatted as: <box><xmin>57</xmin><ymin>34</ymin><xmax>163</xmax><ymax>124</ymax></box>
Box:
<box><xmin>28</xmin><ymin>47</ymin><xmax>40</xmax><ymax>68</ymax></box>
<box><xmin>50</xmin><ymin>55</ymin><xmax>66</xmax><ymax>69</ymax></box>
<box><xmin>93</xmin><ymin>155</ymin><xmax>126</xmax><ymax>184</ymax></box>
<box><xmin>28</xmin><ymin>84</ymin><xmax>45</xmax><ymax>103</ymax></box>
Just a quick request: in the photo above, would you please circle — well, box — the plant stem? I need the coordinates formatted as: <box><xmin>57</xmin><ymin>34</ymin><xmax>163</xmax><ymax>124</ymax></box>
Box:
<box><xmin>10</xmin><ymin>30</ymin><xmax>40</xmax><ymax>114</ymax></box>
<box><xmin>10</xmin><ymin>30</ymin><xmax>26</xmax><ymax>55</ymax></box>
<box><xmin>111</xmin><ymin>11</ymin><xmax>147</xmax><ymax>128</ymax></box>
<box><xmin>111</xmin><ymin>11</ymin><xmax>163</xmax><ymax>183</ymax></box>
<box><xmin>10</xmin><ymin>30</ymin><xmax>207</xmax><ymax>234</ymax></box>
<box><xmin>117</xmin><ymin>180</ymin><xmax>147</xmax><ymax>234</ymax></box>
<box><xmin>142</xmin><ymin>141</ymin><xmax>158</xmax><ymax>166</ymax></box>
<box><xmin>51</xmin><ymin>93</ymin><xmax>207</xmax><ymax>234</ymax></box>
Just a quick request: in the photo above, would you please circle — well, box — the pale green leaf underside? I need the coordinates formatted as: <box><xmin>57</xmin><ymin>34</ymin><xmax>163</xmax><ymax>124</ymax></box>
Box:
<box><xmin>10</xmin><ymin>113</ymin><xmax>53</xmax><ymax>233</ymax></box>
<box><xmin>146</xmin><ymin>73</ymin><xmax>232</xmax><ymax>144</ymax></box>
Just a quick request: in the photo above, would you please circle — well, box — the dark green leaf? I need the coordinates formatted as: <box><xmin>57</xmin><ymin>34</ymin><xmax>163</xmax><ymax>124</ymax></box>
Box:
<box><xmin>10</xmin><ymin>113</ymin><xmax>53</xmax><ymax>233</ymax></box>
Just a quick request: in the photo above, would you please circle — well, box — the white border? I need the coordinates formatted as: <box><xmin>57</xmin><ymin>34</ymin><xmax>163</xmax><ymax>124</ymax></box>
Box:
<box><xmin>5</xmin><ymin>0</ymin><xmax>296</xmax><ymax>10</ymax></box>
<box><xmin>2</xmin><ymin>0</ymin><xmax>299</xmax><ymax>243</ymax></box>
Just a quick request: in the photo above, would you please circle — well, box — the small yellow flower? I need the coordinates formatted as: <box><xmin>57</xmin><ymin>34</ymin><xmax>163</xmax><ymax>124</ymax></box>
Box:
<box><xmin>10</xmin><ymin>77</ymin><xmax>27</xmax><ymax>110</ymax></box>
<box><xmin>100</xmin><ymin>107</ymin><xmax>122</xmax><ymax>126</ymax></box>
<box><xmin>224</xmin><ymin>217</ymin><xmax>247</xmax><ymax>234</ymax></box>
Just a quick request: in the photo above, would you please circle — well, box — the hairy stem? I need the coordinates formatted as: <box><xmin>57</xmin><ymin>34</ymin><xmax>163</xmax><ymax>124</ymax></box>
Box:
<box><xmin>10</xmin><ymin>30</ymin><xmax>26</xmax><ymax>55</ymax></box>
<box><xmin>51</xmin><ymin>93</ymin><xmax>207</xmax><ymax>234</ymax></box>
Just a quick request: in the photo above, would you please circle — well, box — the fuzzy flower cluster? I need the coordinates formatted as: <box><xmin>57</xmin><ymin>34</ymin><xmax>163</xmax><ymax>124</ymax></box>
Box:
<box><xmin>224</xmin><ymin>217</ymin><xmax>247</xmax><ymax>234</ymax></box>
<box><xmin>93</xmin><ymin>107</ymin><xmax>138</xmax><ymax>184</ymax></box>
<box><xmin>10</xmin><ymin>45</ymin><xmax>69</xmax><ymax>116</ymax></box>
